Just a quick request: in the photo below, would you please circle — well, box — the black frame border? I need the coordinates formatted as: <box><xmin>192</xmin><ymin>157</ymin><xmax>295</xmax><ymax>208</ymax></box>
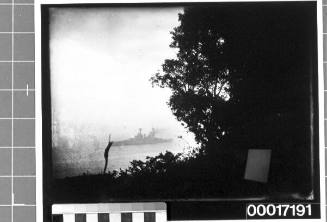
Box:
<box><xmin>41</xmin><ymin>2</ymin><xmax>321</xmax><ymax>221</ymax></box>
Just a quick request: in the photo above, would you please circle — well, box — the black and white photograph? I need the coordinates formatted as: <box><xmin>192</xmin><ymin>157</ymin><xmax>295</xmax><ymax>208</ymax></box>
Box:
<box><xmin>41</xmin><ymin>1</ymin><xmax>321</xmax><ymax>220</ymax></box>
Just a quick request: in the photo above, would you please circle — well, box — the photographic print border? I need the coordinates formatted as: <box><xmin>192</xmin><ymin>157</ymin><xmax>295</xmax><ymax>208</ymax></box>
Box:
<box><xmin>35</xmin><ymin>1</ymin><xmax>326</xmax><ymax>221</ymax></box>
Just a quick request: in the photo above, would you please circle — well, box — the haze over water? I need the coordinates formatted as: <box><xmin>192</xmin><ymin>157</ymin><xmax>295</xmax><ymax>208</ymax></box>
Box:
<box><xmin>53</xmin><ymin>138</ymin><xmax>192</xmax><ymax>178</ymax></box>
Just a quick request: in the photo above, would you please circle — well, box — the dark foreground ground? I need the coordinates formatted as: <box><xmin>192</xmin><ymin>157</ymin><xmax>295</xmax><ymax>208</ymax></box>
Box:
<box><xmin>52</xmin><ymin>174</ymin><xmax>268</xmax><ymax>203</ymax></box>
<box><xmin>50</xmin><ymin>149</ymin><xmax>313</xmax><ymax>203</ymax></box>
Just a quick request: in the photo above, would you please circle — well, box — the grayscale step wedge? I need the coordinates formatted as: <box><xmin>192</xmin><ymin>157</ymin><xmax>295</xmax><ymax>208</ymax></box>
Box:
<box><xmin>52</xmin><ymin>202</ymin><xmax>167</xmax><ymax>222</ymax></box>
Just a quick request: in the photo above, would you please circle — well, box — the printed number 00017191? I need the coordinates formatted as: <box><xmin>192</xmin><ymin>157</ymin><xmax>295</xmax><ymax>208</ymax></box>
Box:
<box><xmin>247</xmin><ymin>204</ymin><xmax>312</xmax><ymax>217</ymax></box>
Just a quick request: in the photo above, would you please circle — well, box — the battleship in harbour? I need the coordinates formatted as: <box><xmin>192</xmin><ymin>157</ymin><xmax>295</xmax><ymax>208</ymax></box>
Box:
<box><xmin>112</xmin><ymin>128</ymin><xmax>172</xmax><ymax>146</ymax></box>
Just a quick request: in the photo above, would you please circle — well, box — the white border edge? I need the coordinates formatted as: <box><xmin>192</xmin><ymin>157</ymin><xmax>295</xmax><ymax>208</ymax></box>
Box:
<box><xmin>317</xmin><ymin>0</ymin><xmax>326</xmax><ymax>222</ymax></box>
<box><xmin>35</xmin><ymin>0</ymin><xmax>43</xmax><ymax>221</ymax></box>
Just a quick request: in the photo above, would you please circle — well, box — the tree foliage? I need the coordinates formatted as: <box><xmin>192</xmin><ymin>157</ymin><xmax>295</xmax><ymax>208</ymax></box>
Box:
<box><xmin>151</xmin><ymin>8</ymin><xmax>236</xmax><ymax>148</ymax></box>
<box><xmin>151</xmin><ymin>5</ymin><xmax>314</xmax><ymax>156</ymax></box>
<box><xmin>120</xmin><ymin>151</ymin><xmax>183</xmax><ymax>176</ymax></box>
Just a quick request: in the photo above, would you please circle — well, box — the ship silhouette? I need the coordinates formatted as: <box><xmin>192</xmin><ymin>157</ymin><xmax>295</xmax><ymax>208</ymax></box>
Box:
<box><xmin>112</xmin><ymin>128</ymin><xmax>172</xmax><ymax>146</ymax></box>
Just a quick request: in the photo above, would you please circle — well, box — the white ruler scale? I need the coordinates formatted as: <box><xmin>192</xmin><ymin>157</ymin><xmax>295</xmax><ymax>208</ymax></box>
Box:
<box><xmin>51</xmin><ymin>203</ymin><xmax>167</xmax><ymax>222</ymax></box>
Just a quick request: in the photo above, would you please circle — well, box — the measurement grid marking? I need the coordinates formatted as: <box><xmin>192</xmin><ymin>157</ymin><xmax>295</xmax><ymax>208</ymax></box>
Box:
<box><xmin>0</xmin><ymin>118</ymin><xmax>35</xmax><ymax>120</ymax></box>
<box><xmin>0</xmin><ymin>89</ymin><xmax>35</xmax><ymax>91</ymax></box>
<box><xmin>11</xmin><ymin>2</ymin><xmax>14</xmax><ymax>222</ymax></box>
<box><xmin>0</xmin><ymin>3</ymin><xmax>33</xmax><ymax>6</ymax></box>
<box><xmin>324</xmin><ymin>2</ymin><xmax>327</xmax><ymax>215</ymax></box>
<box><xmin>0</xmin><ymin>175</ymin><xmax>36</xmax><ymax>178</ymax></box>
<box><xmin>0</xmin><ymin>60</ymin><xmax>34</xmax><ymax>62</ymax></box>
<box><xmin>0</xmin><ymin>32</ymin><xmax>34</xmax><ymax>34</ymax></box>
<box><xmin>1</xmin><ymin>1</ymin><xmax>36</xmax><ymax>221</ymax></box>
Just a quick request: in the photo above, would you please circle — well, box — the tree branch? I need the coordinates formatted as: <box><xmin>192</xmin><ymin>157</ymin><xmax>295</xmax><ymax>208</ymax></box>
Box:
<box><xmin>217</xmin><ymin>81</ymin><xmax>227</xmax><ymax>97</ymax></box>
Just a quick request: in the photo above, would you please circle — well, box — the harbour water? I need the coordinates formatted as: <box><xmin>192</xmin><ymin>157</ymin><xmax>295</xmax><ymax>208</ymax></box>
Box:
<box><xmin>53</xmin><ymin>139</ymin><xmax>191</xmax><ymax>178</ymax></box>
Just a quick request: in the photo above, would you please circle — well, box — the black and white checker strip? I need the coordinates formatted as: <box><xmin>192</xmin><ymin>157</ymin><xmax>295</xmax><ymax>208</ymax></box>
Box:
<box><xmin>52</xmin><ymin>203</ymin><xmax>167</xmax><ymax>222</ymax></box>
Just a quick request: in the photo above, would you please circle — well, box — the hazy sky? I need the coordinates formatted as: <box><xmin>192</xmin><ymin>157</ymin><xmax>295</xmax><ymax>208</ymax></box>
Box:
<box><xmin>50</xmin><ymin>7</ymin><xmax>196</xmax><ymax>144</ymax></box>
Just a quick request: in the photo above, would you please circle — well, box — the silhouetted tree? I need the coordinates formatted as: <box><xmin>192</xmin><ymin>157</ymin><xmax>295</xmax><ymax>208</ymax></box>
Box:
<box><xmin>151</xmin><ymin>8</ymin><xmax>234</xmax><ymax>151</ymax></box>
<box><xmin>151</xmin><ymin>4</ymin><xmax>315</xmax><ymax>161</ymax></box>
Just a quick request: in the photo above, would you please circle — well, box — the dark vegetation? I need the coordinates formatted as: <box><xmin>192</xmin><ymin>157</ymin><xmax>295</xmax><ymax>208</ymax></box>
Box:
<box><xmin>53</xmin><ymin>150</ymin><xmax>265</xmax><ymax>202</ymax></box>
<box><xmin>52</xmin><ymin>4</ymin><xmax>317</xmax><ymax>202</ymax></box>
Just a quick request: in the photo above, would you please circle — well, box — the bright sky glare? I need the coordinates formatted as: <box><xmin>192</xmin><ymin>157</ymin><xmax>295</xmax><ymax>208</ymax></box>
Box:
<box><xmin>50</xmin><ymin>7</ymin><xmax>196</xmax><ymax>144</ymax></box>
